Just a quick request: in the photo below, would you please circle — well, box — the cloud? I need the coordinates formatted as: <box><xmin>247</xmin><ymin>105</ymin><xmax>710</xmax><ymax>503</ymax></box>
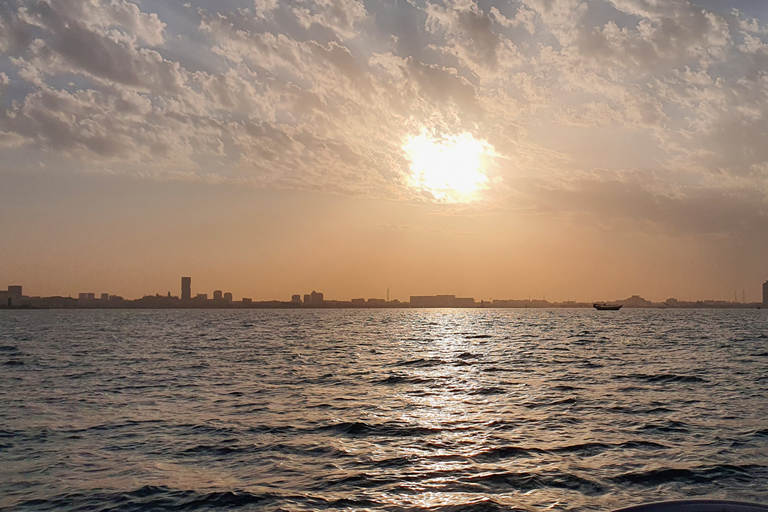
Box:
<box><xmin>2</xmin><ymin>0</ymin><xmax>768</xmax><ymax>238</ymax></box>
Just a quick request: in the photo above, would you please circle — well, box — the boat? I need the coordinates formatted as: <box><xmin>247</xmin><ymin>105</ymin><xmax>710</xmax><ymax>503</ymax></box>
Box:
<box><xmin>593</xmin><ymin>302</ymin><xmax>622</xmax><ymax>310</ymax></box>
<box><xmin>612</xmin><ymin>500</ymin><xmax>768</xmax><ymax>512</ymax></box>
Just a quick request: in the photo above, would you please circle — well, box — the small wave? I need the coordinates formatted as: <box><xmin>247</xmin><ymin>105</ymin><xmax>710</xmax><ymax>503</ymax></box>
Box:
<box><xmin>394</xmin><ymin>357</ymin><xmax>444</xmax><ymax>368</ymax></box>
<box><xmin>610</xmin><ymin>463</ymin><xmax>763</xmax><ymax>486</ymax></box>
<box><xmin>0</xmin><ymin>345</ymin><xmax>19</xmax><ymax>352</ymax></box>
<box><xmin>636</xmin><ymin>420</ymin><xmax>690</xmax><ymax>433</ymax></box>
<box><xmin>461</xmin><ymin>470</ymin><xmax>605</xmax><ymax>494</ymax></box>
<box><xmin>3</xmin><ymin>360</ymin><xmax>24</xmax><ymax>366</ymax></box>
<box><xmin>742</xmin><ymin>428</ymin><xmax>768</xmax><ymax>438</ymax></box>
<box><xmin>614</xmin><ymin>373</ymin><xmax>707</xmax><ymax>384</ymax></box>
<box><xmin>551</xmin><ymin>384</ymin><xmax>583</xmax><ymax>391</ymax></box>
<box><xmin>377</xmin><ymin>374</ymin><xmax>437</xmax><ymax>385</ymax></box>
<box><xmin>319</xmin><ymin>420</ymin><xmax>440</xmax><ymax>437</ymax></box>
<box><xmin>472</xmin><ymin>445</ymin><xmax>544</xmax><ymax>461</ymax></box>
<box><xmin>15</xmin><ymin>485</ymin><xmax>280</xmax><ymax>511</ymax></box>
<box><xmin>619</xmin><ymin>440</ymin><xmax>668</xmax><ymax>450</ymax></box>
<box><xmin>182</xmin><ymin>443</ymin><xmax>256</xmax><ymax>456</ymax></box>
<box><xmin>414</xmin><ymin>498</ymin><xmax>512</xmax><ymax>512</ymax></box>
<box><xmin>464</xmin><ymin>334</ymin><xmax>493</xmax><ymax>339</ymax></box>
<box><xmin>468</xmin><ymin>386</ymin><xmax>506</xmax><ymax>395</ymax></box>
<box><xmin>548</xmin><ymin>441</ymin><xmax>611</xmax><ymax>455</ymax></box>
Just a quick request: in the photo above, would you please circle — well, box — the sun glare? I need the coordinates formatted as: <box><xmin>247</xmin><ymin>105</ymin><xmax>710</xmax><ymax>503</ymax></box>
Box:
<box><xmin>403</xmin><ymin>130</ymin><xmax>494</xmax><ymax>202</ymax></box>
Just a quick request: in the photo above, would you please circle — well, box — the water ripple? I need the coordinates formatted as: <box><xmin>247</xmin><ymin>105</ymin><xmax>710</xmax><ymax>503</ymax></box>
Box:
<box><xmin>2</xmin><ymin>308</ymin><xmax>768</xmax><ymax>511</ymax></box>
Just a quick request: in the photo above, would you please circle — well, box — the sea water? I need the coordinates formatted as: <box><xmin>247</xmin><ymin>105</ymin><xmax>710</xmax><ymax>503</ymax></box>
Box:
<box><xmin>1</xmin><ymin>308</ymin><xmax>768</xmax><ymax>511</ymax></box>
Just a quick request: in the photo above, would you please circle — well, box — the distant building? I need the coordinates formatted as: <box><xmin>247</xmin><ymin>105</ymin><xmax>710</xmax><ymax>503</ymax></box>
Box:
<box><xmin>8</xmin><ymin>285</ymin><xmax>22</xmax><ymax>300</ymax></box>
<box><xmin>621</xmin><ymin>295</ymin><xmax>653</xmax><ymax>307</ymax></box>
<box><xmin>196</xmin><ymin>293</ymin><xmax>207</xmax><ymax>300</ymax></box>
<box><xmin>223</xmin><ymin>292</ymin><xmax>233</xmax><ymax>303</ymax></box>
<box><xmin>78</xmin><ymin>292</ymin><xmax>96</xmax><ymax>301</ymax></box>
<box><xmin>7</xmin><ymin>285</ymin><xmax>22</xmax><ymax>306</ymax></box>
<box><xmin>310</xmin><ymin>290</ymin><xmax>323</xmax><ymax>304</ymax></box>
<box><xmin>303</xmin><ymin>294</ymin><xmax>311</xmax><ymax>303</ymax></box>
<box><xmin>351</xmin><ymin>298</ymin><xmax>365</xmax><ymax>305</ymax></box>
<box><xmin>291</xmin><ymin>294</ymin><xmax>302</xmax><ymax>303</ymax></box>
<box><xmin>764</xmin><ymin>281</ymin><xmax>768</xmax><ymax>305</ymax></box>
<box><xmin>101</xmin><ymin>293</ymin><xmax>109</xmax><ymax>301</ymax></box>
<box><xmin>242</xmin><ymin>298</ymin><xmax>252</xmax><ymax>305</ymax></box>
<box><xmin>181</xmin><ymin>277</ymin><xmax>191</xmax><ymax>300</ymax></box>
<box><xmin>367</xmin><ymin>298</ymin><xmax>386</xmax><ymax>305</ymax></box>
<box><xmin>409</xmin><ymin>295</ymin><xmax>475</xmax><ymax>308</ymax></box>
<box><xmin>213</xmin><ymin>290</ymin><xmax>223</xmax><ymax>301</ymax></box>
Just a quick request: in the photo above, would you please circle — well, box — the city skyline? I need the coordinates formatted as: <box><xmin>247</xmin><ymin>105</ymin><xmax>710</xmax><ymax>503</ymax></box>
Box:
<box><xmin>2</xmin><ymin>1</ymin><xmax>768</xmax><ymax>301</ymax></box>
<box><xmin>3</xmin><ymin>277</ymin><xmax>768</xmax><ymax>307</ymax></box>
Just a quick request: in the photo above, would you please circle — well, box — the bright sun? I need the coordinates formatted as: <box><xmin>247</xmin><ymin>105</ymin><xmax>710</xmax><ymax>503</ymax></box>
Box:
<box><xmin>403</xmin><ymin>130</ymin><xmax>494</xmax><ymax>202</ymax></box>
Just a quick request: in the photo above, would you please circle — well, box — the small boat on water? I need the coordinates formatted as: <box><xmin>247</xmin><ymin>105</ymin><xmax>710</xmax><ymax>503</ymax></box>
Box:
<box><xmin>612</xmin><ymin>500</ymin><xmax>768</xmax><ymax>512</ymax></box>
<box><xmin>594</xmin><ymin>302</ymin><xmax>622</xmax><ymax>310</ymax></box>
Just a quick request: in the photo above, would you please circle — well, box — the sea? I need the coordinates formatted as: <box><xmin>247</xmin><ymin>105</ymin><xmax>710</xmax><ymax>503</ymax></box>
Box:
<box><xmin>1</xmin><ymin>308</ymin><xmax>768</xmax><ymax>512</ymax></box>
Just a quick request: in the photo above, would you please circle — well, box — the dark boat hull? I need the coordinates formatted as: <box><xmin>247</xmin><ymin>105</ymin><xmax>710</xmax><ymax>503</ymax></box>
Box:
<box><xmin>594</xmin><ymin>303</ymin><xmax>622</xmax><ymax>310</ymax></box>
<box><xmin>612</xmin><ymin>500</ymin><xmax>768</xmax><ymax>512</ymax></box>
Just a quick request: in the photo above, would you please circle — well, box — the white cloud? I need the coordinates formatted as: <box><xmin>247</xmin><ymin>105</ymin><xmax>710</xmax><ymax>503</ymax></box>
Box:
<box><xmin>2</xmin><ymin>0</ymin><xmax>768</xmax><ymax>235</ymax></box>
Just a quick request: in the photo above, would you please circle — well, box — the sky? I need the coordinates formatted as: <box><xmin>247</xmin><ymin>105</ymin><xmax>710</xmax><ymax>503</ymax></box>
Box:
<box><xmin>1</xmin><ymin>0</ymin><xmax>768</xmax><ymax>302</ymax></box>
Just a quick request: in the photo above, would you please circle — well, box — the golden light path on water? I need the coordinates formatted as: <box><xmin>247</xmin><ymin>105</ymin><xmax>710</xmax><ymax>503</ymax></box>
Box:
<box><xmin>329</xmin><ymin>311</ymin><xmax>554</xmax><ymax>510</ymax></box>
<box><xmin>403</xmin><ymin>130</ymin><xmax>496</xmax><ymax>202</ymax></box>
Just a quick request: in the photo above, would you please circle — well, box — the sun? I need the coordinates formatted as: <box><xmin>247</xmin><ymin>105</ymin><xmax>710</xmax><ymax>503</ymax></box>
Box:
<box><xmin>403</xmin><ymin>130</ymin><xmax>494</xmax><ymax>202</ymax></box>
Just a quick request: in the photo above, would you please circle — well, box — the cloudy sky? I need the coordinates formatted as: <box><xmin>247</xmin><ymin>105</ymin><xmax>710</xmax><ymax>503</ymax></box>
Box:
<box><xmin>2</xmin><ymin>0</ymin><xmax>768</xmax><ymax>302</ymax></box>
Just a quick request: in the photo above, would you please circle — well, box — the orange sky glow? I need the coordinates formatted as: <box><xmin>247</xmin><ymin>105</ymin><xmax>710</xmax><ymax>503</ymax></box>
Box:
<box><xmin>1</xmin><ymin>0</ymin><xmax>768</xmax><ymax>302</ymax></box>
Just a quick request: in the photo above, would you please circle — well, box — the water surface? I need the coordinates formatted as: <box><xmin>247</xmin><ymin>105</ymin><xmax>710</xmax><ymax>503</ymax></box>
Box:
<box><xmin>2</xmin><ymin>309</ymin><xmax>768</xmax><ymax>511</ymax></box>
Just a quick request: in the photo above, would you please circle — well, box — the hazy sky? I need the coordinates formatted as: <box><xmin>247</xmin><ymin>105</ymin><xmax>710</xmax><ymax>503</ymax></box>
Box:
<box><xmin>2</xmin><ymin>0</ymin><xmax>768</xmax><ymax>302</ymax></box>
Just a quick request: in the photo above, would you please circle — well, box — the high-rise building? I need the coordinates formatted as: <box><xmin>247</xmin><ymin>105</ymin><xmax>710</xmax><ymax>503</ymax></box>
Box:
<box><xmin>763</xmin><ymin>280</ymin><xmax>768</xmax><ymax>305</ymax></box>
<box><xmin>291</xmin><ymin>294</ymin><xmax>301</xmax><ymax>303</ymax></box>
<box><xmin>7</xmin><ymin>285</ymin><xmax>22</xmax><ymax>300</ymax></box>
<box><xmin>181</xmin><ymin>277</ymin><xmax>191</xmax><ymax>300</ymax></box>
<box><xmin>223</xmin><ymin>292</ymin><xmax>233</xmax><ymax>303</ymax></box>
<box><xmin>213</xmin><ymin>290</ymin><xmax>223</xmax><ymax>300</ymax></box>
<box><xmin>101</xmin><ymin>293</ymin><xmax>109</xmax><ymax>301</ymax></box>
<box><xmin>303</xmin><ymin>294</ymin><xmax>311</xmax><ymax>303</ymax></box>
<box><xmin>310</xmin><ymin>290</ymin><xmax>324</xmax><ymax>304</ymax></box>
<box><xmin>6</xmin><ymin>285</ymin><xmax>22</xmax><ymax>306</ymax></box>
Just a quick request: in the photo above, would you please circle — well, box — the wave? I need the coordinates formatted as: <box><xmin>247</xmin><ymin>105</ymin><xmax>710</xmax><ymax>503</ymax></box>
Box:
<box><xmin>613</xmin><ymin>373</ymin><xmax>708</xmax><ymax>383</ymax></box>
<box><xmin>610</xmin><ymin>463</ymin><xmax>766</xmax><ymax>486</ymax></box>
<box><xmin>473</xmin><ymin>445</ymin><xmax>545</xmax><ymax>461</ymax></box>
<box><xmin>468</xmin><ymin>386</ymin><xmax>507</xmax><ymax>396</ymax></box>
<box><xmin>14</xmin><ymin>485</ymin><xmax>281</xmax><ymax>511</ymax></box>
<box><xmin>394</xmin><ymin>357</ymin><xmax>445</xmax><ymax>368</ymax></box>
<box><xmin>181</xmin><ymin>442</ymin><xmax>349</xmax><ymax>459</ymax></box>
<box><xmin>319</xmin><ymin>420</ymin><xmax>441</xmax><ymax>437</ymax></box>
<box><xmin>377</xmin><ymin>374</ymin><xmax>439</xmax><ymax>385</ymax></box>
<box><xmin>473</xmin><ymin>440</ymin><xmax>667</xmax><ymax>462</ymax></box>
<box><xmin>460</xmin><ymin>470</ymin><xmax>605</xmax><ymax>494</ymax></box>
<box><xmin>636</xmin><ymin>420</ymin><xmax>690</xmax><ymax>433</ymax></box>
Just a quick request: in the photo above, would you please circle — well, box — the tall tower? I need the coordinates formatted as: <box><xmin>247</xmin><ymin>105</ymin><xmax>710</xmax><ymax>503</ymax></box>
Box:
<box><xmin>763</xmin><ymin>280</ymin><xmax>768</xmax><ymax>306</ymax></box>
<box><xmin>181</xmin><ymin>277</ymin><xmax>191</xmax><ymax>300</ymax></box>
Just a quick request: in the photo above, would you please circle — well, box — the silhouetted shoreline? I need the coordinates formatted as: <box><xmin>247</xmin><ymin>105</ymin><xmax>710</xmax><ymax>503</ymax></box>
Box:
<box><xmin>0</xmin><ymin>300</ymin><xmax>763</xmax><ymax>310</ymax></box>
<box><xmin>2</xmin><ymin>279</ymin><xmax>766</xmax><ymax>310</ymax></box>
